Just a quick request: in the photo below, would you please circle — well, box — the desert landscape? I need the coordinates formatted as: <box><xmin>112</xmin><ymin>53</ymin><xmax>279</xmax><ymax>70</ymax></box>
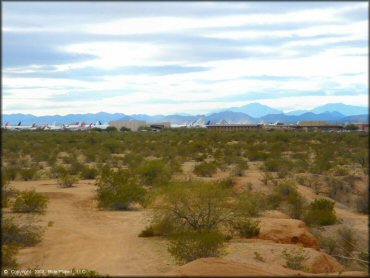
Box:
<box><xmin>2</xmin><ymin>129</ymin><xmax>368</xmax><ymax>276</ymax></box>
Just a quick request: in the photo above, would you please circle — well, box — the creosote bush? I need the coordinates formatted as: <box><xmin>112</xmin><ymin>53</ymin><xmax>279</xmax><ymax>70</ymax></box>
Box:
<box><xmin>57</xmin><ymin>174</ymin><xmax>79</xmax><ymax>188</ymax></box>
<box><xmin>168</xmin><ymin>230</ymin><xmax>225</xmax><ymax>264</ymax></box>
<box><xmin>232</xmin><ymin>218</ymin><xmax>260</xmax><ymax>238</ymax></box>
<box><xmin>282</xmin><ymin>247</ymin><xmax>309</xmax><ymax>271</ymax></box>
<box><xmin>96</xmin><ymin>167</ymin><xmax>145</xmax><ymax>210</ymax></box>
<box><xmin>12</xmin><ymin>189</ymin><xmax>48</xmax><ymax>214</ymax></box>
<box><xmin>303</xmin><ymin>198</ymin><xmax>337</xmax><ymax>226</ymax></box>
<box><xmin>2</xmin><ymin>218</ymin><xmax>44</xmax><ymax>246</ymax></box>
<box><xmin>137</xmin><ymin>159</ymin><xmax>172</xmax><ymax>187</ymax></box>
<box><xmin>193</xmin><ymin>162</ymin><xmax>217</xmax><ymax>177</ymax></box>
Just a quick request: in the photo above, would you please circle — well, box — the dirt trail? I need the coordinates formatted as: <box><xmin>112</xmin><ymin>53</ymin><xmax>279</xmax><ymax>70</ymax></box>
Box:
<box><xmin>10</xmin><ymin>180</ymin><xmax>175</xmax><ymax>276</ymax></box>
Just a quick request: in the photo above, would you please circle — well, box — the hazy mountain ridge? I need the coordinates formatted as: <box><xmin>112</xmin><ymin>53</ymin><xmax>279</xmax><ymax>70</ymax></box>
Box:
<box><xmin>2</xmin><ymin>103</ymin><xmax>368</xmax><ymax>125</ymax></box>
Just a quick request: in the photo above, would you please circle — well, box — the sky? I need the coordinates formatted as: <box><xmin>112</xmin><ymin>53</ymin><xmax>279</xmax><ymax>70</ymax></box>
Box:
<box><xmin>3</xmin><ymin>1</ymin><xmax>369</xmax><ymax>116</ymax></box>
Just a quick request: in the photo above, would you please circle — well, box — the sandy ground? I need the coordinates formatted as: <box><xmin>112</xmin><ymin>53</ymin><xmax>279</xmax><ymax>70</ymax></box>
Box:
<box><xmin>5</xmin><ymin>172</ymin><xmax>368</xmax><ymax>276</ymax></box>
<box><xmin>7</xmin><ymin>180</ymin><xmax>175</xmax><ymax>276</ymax></box>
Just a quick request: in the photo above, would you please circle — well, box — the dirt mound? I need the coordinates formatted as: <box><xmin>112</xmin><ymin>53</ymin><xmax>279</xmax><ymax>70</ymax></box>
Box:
<box><xmin>258</xmin><ymin>218</ymin><xmax>320</xmax><ymax>249</ymax></box>
<box><xmin>166</xmin><ymin>257</ymin><xmax>306</xmax><ymax>276</ymax></box>
<box><xmin>226</xmin><ymin>239</ymin><xmax>344</xmax><ymax>274</ymax></box>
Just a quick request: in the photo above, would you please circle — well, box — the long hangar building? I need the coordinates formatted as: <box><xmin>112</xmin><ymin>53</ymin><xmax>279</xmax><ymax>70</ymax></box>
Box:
<box><xmin>108</xmin><ymin>120</ymin><xmax>171</xmax><ymax>131</ymax></box>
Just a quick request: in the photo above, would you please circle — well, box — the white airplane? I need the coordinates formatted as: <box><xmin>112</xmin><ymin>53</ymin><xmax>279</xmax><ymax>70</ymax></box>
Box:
<box><xmin>64</xmin><ymin>122</ymin><xmax>84</xmax><ymax>131</ymax></box>
<box><xmin>44</xmin><ymin>122</ymin><xmax>63</xmax><ymax>130</ymax></box>
<box><xmin>3</xmin><ymin>122</ymin><xmax>37</xmax><ymax>131</ymax></box>
<box><xmin>93</xmin><ymin>121</ymin><xmax>109</xmax><ymax>130</ymax></box>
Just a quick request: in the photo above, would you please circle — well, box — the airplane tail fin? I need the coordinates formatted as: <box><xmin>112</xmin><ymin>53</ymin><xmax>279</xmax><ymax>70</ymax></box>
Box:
<box><xmin>206</xmin><ymin>120</ymin><xmax>210</xmax><ymax>125</ymax></box>
<box><xmin>18</xmin><ymin>121</ymin><xmax>21</xmax><ymax>126</ymax></box>
<box><xmin>32</xmin><ymin>123</ymin><xmax>36</xmax><ymax>127</ymax></box>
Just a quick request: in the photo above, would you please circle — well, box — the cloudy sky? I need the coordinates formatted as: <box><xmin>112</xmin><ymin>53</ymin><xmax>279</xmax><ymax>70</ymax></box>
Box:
<box><xmin>3</xmin><ymin>1</ymin><xmax>368</xmax><ymax>116</ymax></box>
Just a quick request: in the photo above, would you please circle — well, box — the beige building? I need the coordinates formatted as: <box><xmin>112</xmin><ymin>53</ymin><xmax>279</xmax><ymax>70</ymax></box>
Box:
<box><xmin>108</xmin><ymin>120</ymin><xmax>146</xmax><ymax>131</ymax></box>
<box><xmin>297</xmin><ymin>121</ymin><xmax>328</xmax><ymax>126</ymax></box>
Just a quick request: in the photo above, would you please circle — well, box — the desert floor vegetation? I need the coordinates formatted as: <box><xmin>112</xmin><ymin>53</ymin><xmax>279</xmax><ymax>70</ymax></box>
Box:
<box><xmin>1</xmin><ymin>129</ymin><xmax>368</xmax><ymax>275</ymax></box>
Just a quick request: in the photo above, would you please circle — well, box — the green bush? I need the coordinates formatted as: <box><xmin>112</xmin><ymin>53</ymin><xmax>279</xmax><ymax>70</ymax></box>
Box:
<box><xmin>20</xmin><ymin>167</ymin><xmax>38</xmax><ymax>181</ymax></box>
<box><xmin>12</xmin><ymin>189</ymin><xmax>48</xmax><ymax>213</ymax></box>
<box><xmin>120</xmin><ymin>126</ymin><xmax>131</xmax><ymax>132</ymax></box>
<box><xmin>2</xmin><ymin>243</ymin><xmax>19</xmax><ymax>269</ymax></box>
<box><xmin>2</xmin><ymin>218</ymin><xmax>44</xmax><ymax>246</ymax></box>
<box><xmin>151</xmin><ymin>181</ymin><xmax>234</xmax><ymax>232</ymax></box>
<box><xmin>80</xmin><ymin>166</ymin><xmax>98</xmax><ymax>180</ymax></box>
<box><xmin>57</xmin><ymin>174</ymin><xmax>79</xmax><ymax>188</ymax></box>
<box><xmin>233</xmin><ymin>218</ymin><xmax>260</xmax><ymax>238</ymax></box>
<box><xmin>103</xmin><ymin>138</ymin><xmax>121</xmax><ymax>153</ymax></box>
<box><xmin>193</xmin><ymin>162</ymin><xmax>217</xmax><ymax>177</ymax></box>
<box><xmin>304</xmin><ymin>198</ymin><xmax>337</xmax><ymax>226</ymax></box>
<box><xmin>168</xmin><ymin>230</ymin><xmax>225</xmax><ymax>264</ymax></box>
<box><xmin>236</xmin><ymin>191</ymin><xmax>267</xmax><ymax>217</ymax></box>
<box><xmin>96</xmin><ymin>168</ymin><xmax>145</xmax><ymax>210</ymax></box>
<box><xmin>137</xmin><ymin>159</ymin><xmax>172</xmax><ymax>187</ymax></box>
<box><xmin>282</xmin><ymin>248</ymin><xmax>309</xmax><ymax>271</ymax></box>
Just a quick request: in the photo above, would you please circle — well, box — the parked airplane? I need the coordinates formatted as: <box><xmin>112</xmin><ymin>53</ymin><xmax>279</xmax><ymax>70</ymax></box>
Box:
<box><xmin>3</xmin><ymin>122</ymin><xmax>37</xmax><ymax>131</ymax></box>
<box><xmin>93</xmin><ymin>121</ymin><xmax>109</xmax><ymax>130</ymax></box>
<box><xmin>64</xmin><ymin>122</ymin><xmax>84</xmax><ymax>131</ymax></box>
<box><xmin>44</xmin><ymin>123</ymin><xmax>63</xmax><ymax>130</ymax></box>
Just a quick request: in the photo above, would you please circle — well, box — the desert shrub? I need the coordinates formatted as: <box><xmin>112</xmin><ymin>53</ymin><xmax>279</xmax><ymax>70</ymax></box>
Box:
<box><xmin>103</xmin><ymin>138</ymin><xmax>121</xmax><ymax>153</ymax></box>
<box><xmin>2</xmin><ymin>173</ymin><xmax>16</xmax><ymax>208</ymax></box>
<box><xmin>5</xmin><ymin>167</ymin><xmax>18</xmax><ymax>181</ymax></box>
<box><xmin>57</xmin><ymin>174</ymin><xmax>79</xmax><ymax>188</ymax></box>
<box><xmin>355</xmin><ymin>190</ymin><xmax>369</xmax><ymax>214</ymax></box>
<box><xmin>137</xmin><ymin>159</ymin><xmax>172</xmax><ymax>187</ymax></box>
<box><xmin>344</xmin><ymin>124</ymin><xmax>359</xmax><ymax>131</ymax></box>
<box><xmin>260</xmin><ymin>171</ymin><xmax>273</xmax><ymax>186</ymax></box>
<box><xmin>333</xmin><ymin>166</ymin><xmax>349</xmax><ymax>176</ymax></box>
<box><xmin>193</xmin><ymin>161</ymin><xmax>217</xmax><ymax>177</ymax></box>
<box><xmin>2</xmin><ymin>243</ymin><xmax>19</xmax><ymax>269</ymax></box>
<box><xmin>69</xmin><ymin>161</ymin><xmax>85</xmax><ymax>175</ymax></box>
<box><xmin>168</xmin><ymin>230</ymin><xmax>225</xmax><ymax>264</ymax></box>
<box><xmin>217</xmin><ymin>178</ymin><xmax>236</xmax><ymax>188</ymax></box>
<box><xmin>96</xmin><ymin>167</ymin><xmax>145</xmax><ymax>210</ymax></box>
<box><xmin>263</xmin><ymin>159</ymin><xmax>280</xmax><ymax>172</ymax></box>
<box><xmin>105</xmin><ymin>126</ymin><xmax>117</xmax><ymax>132</ymax></box>
<box><xmin>150</xmin><ymin>181</ymin><xmax>235</xmax><ymax>233</ymax></box>
<box><xmin>236</xmin><ymin>191</ymin><xmax>267</xmax><ymax>217</ymax></box>
<box><xmin>2</xmin><ymin>218</ymin><xmax>44</xmax><ymax>246</ymax></box>
<box><xmin>303</xmin><ymin>198</ymin><xmax>337</xmax><ymax>226</ymax></box>
<box><xmin>254</xmin><ymin>251</ymin><xmax>265</xmax><ymax>262</ymax></box>
<box><xmin>247</xmin><ymin>150</ymin><xmax>268</xmax><ymax>161</ymax></box>
<box><xmin>138</xmin><ymin>225</ymin><xmax>155</xmax><ymax>237</ymax></box>
<box><xmin>268</xmin><ymin>181</ymin><xmax>306</xmax><ymax>219</ymax></box>
<box><xmin>337</xmin><ymin>227</ymin><xmax>357</xmax><ymax>254</ymax></box>
<box><xmin>232</xmin><ymin>158</ymin><xmax>248</xmax><ymax>177</ymax></box>
<box><xmin>20</xmin><ymin>167</ymin><xmax>38</xmax><ymax>181</ymax></box>
<box><xmin>315</xmin><ymin>232</ymin><xmax>338</xmax><ymax>255</ymax></box>
<box><xmin>120</xmin><ymin>126</ymin><xmax>131</xmax><ymax>132</ymax></box>
<box><xmin>12</xmin><ymin>189</ymin><xmax>48</xmax><ymax>213</ymax></box>
<box><xmin>233</xmin><ymin>218</ymin><xmax>260</xmax><ymax>238</ymax></box>
<box><xmin>80</xmin><ymin>166</ymin><xmax>98</xmax><ymax>180</ymax></box>
<box><xmin>282</xmin><ymin>247</ymin><xmax>309</xmax><ymax>271</ymax></box>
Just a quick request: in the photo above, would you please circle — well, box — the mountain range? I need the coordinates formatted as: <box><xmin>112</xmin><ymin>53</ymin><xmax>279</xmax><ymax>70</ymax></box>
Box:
<box><xmin>2</xmin><ymin>103</ymin><xmax>368</xmax><ymax>125</ymax></box>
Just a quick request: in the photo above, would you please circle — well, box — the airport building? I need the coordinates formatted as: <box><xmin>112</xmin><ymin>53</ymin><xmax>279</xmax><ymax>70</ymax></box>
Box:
<box><xmin>297</xmin><ymin>121</ymin><xmax>343</xmax><ymax>131</ymax></box>
<box><xmin>108</xmin><ymin>120</ymin><xmax>146</xmax><ymax>131</ymax></box>
<box><xmin>352</xmin><ymin>123</ymin><xmax>369</xmax><ymax>132</ymax></box>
